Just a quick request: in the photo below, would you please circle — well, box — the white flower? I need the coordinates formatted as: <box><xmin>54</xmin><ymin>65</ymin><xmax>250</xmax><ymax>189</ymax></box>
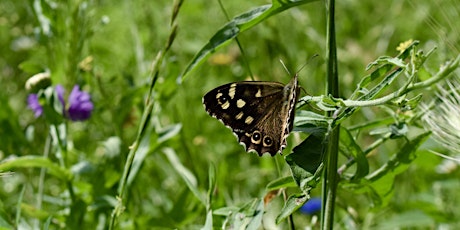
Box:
<box><xmin>422</xmin><ymin>77</ymin><xmax>460</xmax><ymax>170</ymax></box>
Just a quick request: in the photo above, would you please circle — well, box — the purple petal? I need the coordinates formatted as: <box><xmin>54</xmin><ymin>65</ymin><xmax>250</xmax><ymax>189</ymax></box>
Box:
<box><xmin>27</xmin><ymin>94</ymin><xmax>43</xmax><ymax>117</ymax></box>
<box><xmin>55</xmin><ymin>84</ymin><xmax>65</xmax><ymax>106</ymax></box>
<box><xmin>67</xmin><ymin>85</ymin><xmax>93</xmax><ymax>121</ymax></box>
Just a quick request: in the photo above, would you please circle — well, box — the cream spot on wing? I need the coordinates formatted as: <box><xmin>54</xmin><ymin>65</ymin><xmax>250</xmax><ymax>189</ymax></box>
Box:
<box><xmin>235</xmin><ymin>111</ymin><xmax>244</xmax><ymax>120</ymax></box>
<box><xmin>236</xmin><ymin>99</ymin><xmax>246</xmax><ymax>108</ymax></box>
<box><xmin>255</xmin><ymin>89</ymin><xmax>262</xmax><ymax>97</ymax></box>
<box><xmin>229</xmin><ymin>83</ymin><xmax>237</xmax><ymax>99</ymax></box>
<box><xmin>216</xmin><ymin>92</ymin><xmax>223</xmax><ymax>99</ymax></box>
<box><xmin>245</xmin><ymin>116</ymin><xmax>254</xmax><ymax>124</ymax></box>
<box><xmin>221</xmin><ymin>101</ymin><xmax>230</xmax><ymax>109</ymax></box>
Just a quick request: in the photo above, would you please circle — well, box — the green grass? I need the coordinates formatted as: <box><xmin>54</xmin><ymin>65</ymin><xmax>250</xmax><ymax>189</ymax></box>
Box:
<box><xmin>0</xmin><ymin>0</ymin><xmax>459</xmax><ymax>229</ymax></box>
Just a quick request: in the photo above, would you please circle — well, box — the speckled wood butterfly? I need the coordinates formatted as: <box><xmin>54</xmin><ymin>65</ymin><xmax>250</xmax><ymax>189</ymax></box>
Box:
<box><xmin>203</xmin><ymin>74</ymin><xmax>299</xmax><ymax>156</ymax></box>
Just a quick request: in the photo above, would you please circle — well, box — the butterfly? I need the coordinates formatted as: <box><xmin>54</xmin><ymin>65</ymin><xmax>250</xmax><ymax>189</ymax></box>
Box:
<box><xmin>202</xmin><ymin>74</ymin><xmax>300</xmax><ymax>156</ymax></box>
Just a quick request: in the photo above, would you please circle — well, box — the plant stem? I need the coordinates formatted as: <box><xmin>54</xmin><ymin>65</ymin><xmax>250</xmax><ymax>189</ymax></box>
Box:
<box><xmin>35</xmin><ymin>131</ymin><xmax>51</xmax><ymax>229</ymax></box>
<box><xmin>322</xmin><ymin>0</ymin><xmax>339</xmax><ymax>229</ymax></box>
<box><xmin>108</xmin><ymin>2</ymin><xmax>181</xmax><ymax>228</ymax></box>
<box><xmin>338</xmin><ymin>54</ymin><xmax>460</xmax><ymax>108</ymax></box>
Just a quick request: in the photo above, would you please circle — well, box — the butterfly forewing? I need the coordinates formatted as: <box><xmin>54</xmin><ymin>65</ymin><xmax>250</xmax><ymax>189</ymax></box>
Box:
<box><xmin>203</xmin><ymin>75</ymin><xmax>299</xmax><ymax>156</ymax></box>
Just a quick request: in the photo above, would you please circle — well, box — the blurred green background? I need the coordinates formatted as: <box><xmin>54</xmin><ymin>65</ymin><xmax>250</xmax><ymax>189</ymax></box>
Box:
<box><xmin>0</xmin><ymin>0</ymin><xmax>459</xmax><ymax>229</ymax></box>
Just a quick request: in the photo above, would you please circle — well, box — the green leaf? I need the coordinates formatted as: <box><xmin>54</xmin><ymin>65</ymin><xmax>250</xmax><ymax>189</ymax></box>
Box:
<box><xmin>201</xmin><ymin>210</ymin><xmax>213</xmax><ymax>230</ymax></box>
<box><xmin>213</xmin><ymin>207</ymin><xmax>239</xmax><ymax>216</ymax></box>
<box><xmin>128</xmin><ymin>124</ymin><xmax>181</xmax><ymax>187</ymax></box>
<box><xmin>336</xmin><ymin>67</ymin><xmax>404</xmax><ymax>124</ymax></box>
<box><xmin>293</xmin><ymin>110</ymin><xmax>330</xmax><ymax>135</ymax></box>
<box><xmin>365</xmin><ymin>40</ymin><xmax>418</xmax><ymax>71</ymax></box>
<box><xmin>362</xmin><ymin>132</ymin><xmax>431</xmax><ymax>207</ymax></box>
<box><xmin>266</xmin><ymin>176</ymin><xmax>297</xmax><ymax>191</ymax></box>
<box><xmin>0</xmin><ymin>213</ymin><xmax>14</xmax><ymax>230</ymax></box>
<box><xmin>157</xmin><ymin>124</ymin><xmax>182</xmax><ymax>143</ymax></box>
<box><xmin>18</xmin><ymin>60</ymin><xmax>46</xmax><ymax>74</ymax></box>
<box><xmin>375</xmin><ymin>210</ymin><xmax>435</xmax><ymax>229</ymax></box>
<box><xmin>392</xmin><ymin>94</ymin><xmax>423</xmax><ymax>111</ymax></box>
<box><xmin>202</xmin><ymin>165</ymin><xmax>216</xmax><ymax>229</ymax></box>
<box><xmin>221</xmin><ymin>199</ymin><xmax>264</xmax><ymax>230</ymax></box>
<box><xmin>168</xmin><ymin>188</ymin><xmax>202</xmax><ymax>225</ymax></box>
<box><xmin>246</xmin><ymin>198</ymin><xmax>264</xmax><ymax>230</ymax></box>
<box><xmin>276</xmin><ymin>193</ymin><xmax>308</xmax><ymax>224</ymax></box>
<box><xmin>0</xmin><ymin>156</ymin><xmax>72</xmax><ymax>181</ymax></box>
<box><xmin>389</xmin><ymin>122</ymin><xmax>408</xmax><ymax>139</ymax></box>
<box><xmin>365</xmin><ymin>56</ymin><xmax>406</xmax><ymax>71</ymax></box>
<box><xmin>358</xmin><ymin>41</ymin><xmax>419</xmax><ymax>92</ymax></box>
<box><xmin>339</xmin><ymin>127</ymin><xmax>369</xmax><ymax>181</ymax></box>
<box><xmin>127</xmin><ymin>131</ymin><xmax>153</xmax><ymax>187</ymax></box>
<box><xmin>163</xmin><ymin>148</ymin><xmax>205</xmax><ymax>205</ymax></box>
<box><xmin>180</xmin><ymin>0</ymin><xmax>320</xmax><ymax>80</ymax></box>
<box><xmin>206</xmin><ymin>164</ymin><xmax>216</xmax><ymax>210</ymax></box>
<box><xmin>16</xmin><ymin>186</ymin><xmax>25</xmax><ymax>227</ymax></box>
<box><xmin>286</xmin><ymin>134</ymin><xmax>324</xmax><ymax>192</ymax></box>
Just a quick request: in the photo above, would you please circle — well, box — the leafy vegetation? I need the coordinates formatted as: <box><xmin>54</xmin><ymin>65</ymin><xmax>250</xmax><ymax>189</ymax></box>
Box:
<box><xmin>0</xmin><ymin>0</ymin><xmax>459</xmax><ymax>229</ymax></box>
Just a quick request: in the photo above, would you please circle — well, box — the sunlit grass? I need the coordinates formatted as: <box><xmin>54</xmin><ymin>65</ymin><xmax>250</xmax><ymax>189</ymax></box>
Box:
<box><xmin>0</xmin><ymin>0</ymin><xmax>459</xmax><ymax>229</ymax></box>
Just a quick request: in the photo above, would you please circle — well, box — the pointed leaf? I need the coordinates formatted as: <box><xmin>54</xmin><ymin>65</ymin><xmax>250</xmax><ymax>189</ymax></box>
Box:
<box><xmin>266</xmin><ymin>176</ymin><xmax>297</xmax><ymax>191</ymax></box>
<box><xmin>163</xmin><ymin>148</ymin><xmax>205</xmax><ymax>205</ymax></box>
<box><xmin>0</xmin><ymin>156</ymin><xmax>72</xmax><ymax>181</ymax></box>
<box><xmin>180</xmin><ymin>0</ymin><xmax>320</xmax><ymax>80</ymax></box>
<box><xmin>293</xmin><ymin>110</ymin><xmax>330</xmax><ymax>134</ymax></box>
<box><xmin>339</xmin><ymin>128</ymin><xmax>369</xmax><ymax>180</ymax></box>
<box><xmin>206</xmin><ymin>164</ymin><xmax>216</xmax><ymax>209</ymax></box>
<box><xmin>201</xmin><ymin>210</ymin><xmax>213</xmax><ymax>230</ymax></box>
<box><xmin>276</xmin><ymin>193</ymin><xmax>308</xmax><ymax>224</ymax></box>
<box><xmin>223</xmin><ymin>198</ymin><xmax>264</xmax><ymax>230</ymax></box>
<box><xmin>286</xmin><ymin>134</ymin><xmax>325</xmax><ymax>192</ymax></box>
<box><xmin>362</xmin><ymin>132</ymin><xmax>431</xmax><ymax>207</ymax></box>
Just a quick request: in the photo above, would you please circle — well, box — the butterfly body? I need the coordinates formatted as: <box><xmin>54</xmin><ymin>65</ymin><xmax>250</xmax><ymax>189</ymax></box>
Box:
<box><xmin>203</xmin><ymin>75</ymin><xmax>299</xmax><ymax>156</ymax></box>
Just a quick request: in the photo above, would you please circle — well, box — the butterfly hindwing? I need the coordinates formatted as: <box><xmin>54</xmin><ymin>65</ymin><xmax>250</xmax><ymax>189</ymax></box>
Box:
<box><xmin>203</xmin><ymin>75</ymin><xmax>299</xmax><ymax>156</ymax></box>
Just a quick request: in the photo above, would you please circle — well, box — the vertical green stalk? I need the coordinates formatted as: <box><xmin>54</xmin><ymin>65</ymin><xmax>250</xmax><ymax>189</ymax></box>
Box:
<box><xmin>321</xmin><ymin>0</ymin><xmax>339</xmax><ymax>229</ymax></box>
<box><xmin>108</xmin><ymin>1</ymin><xmax>181</xmax><ymax>229</ymax></box>
<box><xmin>34</xmin><ymin>132</ymin><xmax>52</xmax><ymax>229</ymax></box>
<box><xmin>53</xmin><ymin>123</ymin><xmax>79</xmax><ymax>229</ymax></box>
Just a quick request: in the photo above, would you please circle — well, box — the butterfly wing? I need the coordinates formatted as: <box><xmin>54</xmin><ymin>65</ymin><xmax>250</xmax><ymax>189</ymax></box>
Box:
<box><xmin>203</xmin><ymin>81</ymin><xmax>285</xmax><ymax>130</ymax></box>
<box><xmin>203</xmin><ymin>76</ymin><xmax>299</xmax><ymax>156</ymax></box>
<box><xmin>235</xmin><ymin>76</ymin><xmax>299</xmax><ymax>155</ymax></box>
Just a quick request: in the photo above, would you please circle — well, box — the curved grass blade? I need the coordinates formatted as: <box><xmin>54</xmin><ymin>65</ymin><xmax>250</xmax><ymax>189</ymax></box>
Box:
<box><xmin>179</xmin><ymin>0</ymin><xmax>319</xmax><ymax>81</ymax></box>
<box><xmin>0</xmin><ymin>156</ymin><xmax>72</xmax><ymax>181</ymax></box>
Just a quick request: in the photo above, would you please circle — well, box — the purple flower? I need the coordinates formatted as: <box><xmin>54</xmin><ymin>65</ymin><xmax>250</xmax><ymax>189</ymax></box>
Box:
<box><xmin>27</xmin><ymin>84</ymin><xmax>93</xmax><ymax>121</ymax></box>
<box><xmin>27</xmin><ymin>94</ymin><xmax>43</xmax><ymax>117</ymax></box>
<box><xmin>55</xmin><ymin>85</ymin><xmax>65</xmax><ymax>105</ymax></box>
<box><xmin>67</xmin><ymin>85</ymin><xmax>93</xmax><ymax>121</ymax></box>
<box><xmin>300</xmin><ymin>197</ymin><xmax>321</xmax><ymax>215</ymax></box>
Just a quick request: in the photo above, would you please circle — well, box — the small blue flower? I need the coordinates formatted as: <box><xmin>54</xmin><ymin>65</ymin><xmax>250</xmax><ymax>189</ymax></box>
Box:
<box><xmin>27</xmin><ymin>84</ymin><xmax>93</xmax><ymax>121</ymax></box>
<box><xmin>300</xmin><ymin>197</ymin><xmax>321</xmax><ymax>215</ymax></box>
<box><xmin>55</xmin><ymin>84</ymin><xmax>65</xmax><ymax>105</ymax></box>
<box><xmin>27</xmin><ymin>94</ymin><xmax>43</xmax><ymax>117</ymax></box>
<box><xmin>67</xmin><ymin>85</ymin><xmax>93</xmax><ymax>121</ymax></box>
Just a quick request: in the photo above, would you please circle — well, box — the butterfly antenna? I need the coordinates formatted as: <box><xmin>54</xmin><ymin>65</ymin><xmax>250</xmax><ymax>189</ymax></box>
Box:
<box><xmin>279</xmin><ymin>59</ymin><xmax>292</xmax><ymax>76</ymax></box>
<box><xmin>296</xmin><ymin>54</ymin><xmax>319</xmax><ymax>74</ymax></box>
<box><xmin>280</xmin><ymin>54</ymin><xmax>319</xmax><ymax>77</ymax></box>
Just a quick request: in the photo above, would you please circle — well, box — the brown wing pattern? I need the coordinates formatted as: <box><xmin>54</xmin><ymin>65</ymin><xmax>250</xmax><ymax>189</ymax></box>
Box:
<box><xmin>203</xmin><ymin>76</ymin><xmax>299</xmax><ymax>156</ymax></box>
